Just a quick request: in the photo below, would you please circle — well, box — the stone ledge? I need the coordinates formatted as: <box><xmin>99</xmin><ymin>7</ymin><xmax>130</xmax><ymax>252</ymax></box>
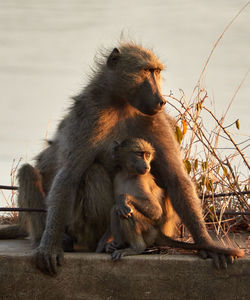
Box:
<box><xmin>0</xmin><ymin>239</ymin><xmax>249</xmax><ymax>300</ymax></box>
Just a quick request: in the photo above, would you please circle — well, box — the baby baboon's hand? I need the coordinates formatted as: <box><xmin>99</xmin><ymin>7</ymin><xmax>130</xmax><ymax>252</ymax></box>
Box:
<box><xmin>115</xmin><ymin>202</ymin><xmax>133</xmax><ymax>218</ymax></box>
<box><xmin>115</xmin><ymin>193</ymin><xmax>133</xmax><ymax>218</ymax></box>
<box><xmin>34</xmin><ymin>245</ymin><xmax>64</xmax><ymax>276</ymax></box>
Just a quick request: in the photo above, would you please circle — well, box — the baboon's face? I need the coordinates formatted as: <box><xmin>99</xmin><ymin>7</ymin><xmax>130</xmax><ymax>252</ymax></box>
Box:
<box><xmin>128</xmin><ymin>150</ymin><xmax>152</xmax><ymax>175</ymax></box>
<box><xmin>130</xmin><ymin>67</ymin><xmax>166</xmax><ymax>115</ymax></box>
<box><xmin>120</xmin><ymin>148</ymin><xmax>153</xmax><ymax>175</ymax></box>
<box><xmin>107</xmin><ymin>46</ymin><xmax>166</xmax><ymax>115</ymax></box>
<box><xmin>114</xmin><ymin>139</ymin><xmax>155</xmax><ymax>175</ymax></box>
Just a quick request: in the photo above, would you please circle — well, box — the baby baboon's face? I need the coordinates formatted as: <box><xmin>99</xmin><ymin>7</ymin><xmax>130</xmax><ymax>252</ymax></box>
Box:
<box><xmin>128</xmin><ymin>150</ymin><xmax>152</xmax><ymax>175</ymax></box>
<box><xmin>117</xmin><ymin>138</ymin><xmax>155</xmax><ymax>175</ymax></box>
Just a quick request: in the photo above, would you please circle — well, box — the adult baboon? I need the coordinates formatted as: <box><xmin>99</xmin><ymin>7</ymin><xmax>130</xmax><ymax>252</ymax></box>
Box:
<box><xmin>0</xmin><ymin>43</ymin><xmax>244</xmax><ymax>274</ymax></box>
<box><xmin>96</xmin><ymin>138</ymin><xmax>244</xmax><ymax>264</ymax></box>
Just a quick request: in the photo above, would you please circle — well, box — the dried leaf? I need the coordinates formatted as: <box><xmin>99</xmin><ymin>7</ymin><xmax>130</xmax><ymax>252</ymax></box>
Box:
<box><xmin>175</xmin><ymin>126</ymin><xmax>183</xmax><ymax>144</ymax></box>
<box><xmin>184</xmin><ymin>160</ymin><xmax>192</xmax><ymax>174</ymax></box>
<box><xmin>206</xmin><ymin>179</ymin><xmax>213</xmax><ymax>191</ymax></box>
<box><xmin>209</xmin><ymin>205</ymin><xmax>216</xmax><ymax>221</ymax></box>
<box><xmin>209</xmin><ymin>214</ymin><xmax>215</xmax><ymax>222</ymax></box>
<box><xmin>222</xmin><ymin>166</ymin><xmax>228</xmax><ymax>177</ymax></box>
<box><xmin>210</xmin><ymin>205</ymin><xmax>216</xmax><ymax>214</ymax></box>
<box><xmin>201</xmin><ymin>176</ymin><xmax>206</xmax><ymax>186</ymax></box>
<box><xmin>202</xmin><ymin>161</ymin><xmax>208</xmax><ymax>170</ymax></box>
<box><xmin>182</xmin><ymin>119</ymin><xmax>187</xmax><ymax>135</ymax></box>
<box><xmin>235</xmin><ymin>119</ymin><xmax>240</xmax><ymax>130</ymax></box>
<box><xmin>195</xmin><ymin>103</ymin><xmax>201</xmax><ymax>111</ymax></box>
<box><xmin>194</xmin><ymin>159</ymin><xmax>199</xmax><ymax>170</ymax></box>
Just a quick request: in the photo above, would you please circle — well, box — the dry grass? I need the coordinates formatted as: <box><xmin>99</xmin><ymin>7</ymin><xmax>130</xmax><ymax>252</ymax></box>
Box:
<box><xmin>164</xmin><ymin>2</ymin><xmax>250</xmax><ymax>238</ymax></box>
<box><xmin>165</xmin><ymin>85</ymin><xmax>249</xmax><ymax>238</ymax></box>
<box><xmin>0</xmin><ymin>158</ymin><xmax>21</xmax><ymax>223</ymax></box>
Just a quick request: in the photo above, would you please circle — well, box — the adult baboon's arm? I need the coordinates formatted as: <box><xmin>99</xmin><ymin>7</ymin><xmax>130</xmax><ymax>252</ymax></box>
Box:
<box><xmin>149</xmin><ymin>125</ymin><xmax>238</xmax><ymax>266</ymax></box>
<box><xmin>35</xmin><ymin>147</ymin><xmax>96</xmax><ymax>275</ymax></box>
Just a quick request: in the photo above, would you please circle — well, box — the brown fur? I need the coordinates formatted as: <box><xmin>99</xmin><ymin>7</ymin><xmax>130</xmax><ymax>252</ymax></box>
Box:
<box><xmin>0</xmin><ymin>42</ymin><xmax>244</xmax><ymax>274</ymax></box>
<box><xmin>97</xmin><ymin>139</ymin><xmax>244</xmax><ymax>266</ymax></box>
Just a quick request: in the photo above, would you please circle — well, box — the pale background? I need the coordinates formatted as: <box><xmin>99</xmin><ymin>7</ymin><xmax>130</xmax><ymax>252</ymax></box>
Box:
<box><xmin>0</xmin><ymin>0</ymin><xmax>249</xmax><ymax>205</ymax></box>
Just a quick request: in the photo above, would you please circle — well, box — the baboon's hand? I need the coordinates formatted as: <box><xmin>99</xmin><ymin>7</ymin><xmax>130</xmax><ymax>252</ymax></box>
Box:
<box><xmin>115</xmin><ymin>202</ymin><xmax>133</xmax><ymax>218</ymax></box>
<box><xmin>34</xmin><ymin>245</ymin><xmax>64</xmax><ymax>276</ymax></box>
<box><xmin>105</xmin><ymin>241</ymin><xmax>119</xmax><ymax>253</ymax></box>
<box><xmin>198</xmin><ymin>250</ymin><xmax>234</xmax><ymax>269</ymax></box>
<box><xmin>111</xmin><ymin>249</ymin><xmax>125</xmax><ymax>261</ymax></box>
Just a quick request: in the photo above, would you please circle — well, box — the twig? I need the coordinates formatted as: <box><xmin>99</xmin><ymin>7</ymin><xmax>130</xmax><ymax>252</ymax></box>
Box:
<box><xmin>0</xmin><ymin>207</ymin><xmax>248</xmax><ymax>216</ymax></box>
<box><xmin>0</xmin><ymin>207</ymin><xmax>46</xmax><ymax>212</ymax></box>
<box><xmin>3</xmin><ymin>185</ymin><xmax>248</xmax><ymax>199</ymax></box>
<box><xmin>167</xmin><ymin>94</ymin><xmax>225</xmax><ymax>167</ymax></box>
<box><xmin>216</xmin><ymin>211</ymin><xmax>250</xmax><ymax>216</ymax></box>
<box><xmin>0</xmin><ymin>185</ymin><xmax>18</xmax><ymax>190</ymax></box>
<box><xmin>204</xmin><ymin>107</ymin><xmax>250</xmax><ymax>170</ymax></box>
<box><xmin>203</xmin><ymin>190</ymin><xmax>250</xmax><ymax>199</ymax></box>
<box><xmin>205</xmin><ymin>217</ymin><xmax>236</xmax><ymax>225</ymax></box>
<box><xmin>223</xmin><ymin>67</ymin><xmax>250</xmax><ymax>118</ymax></box>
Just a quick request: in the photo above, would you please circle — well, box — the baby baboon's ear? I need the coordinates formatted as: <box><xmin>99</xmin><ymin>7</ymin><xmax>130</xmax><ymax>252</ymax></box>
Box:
<box><xmin>107</xmin><ymin>48</ymin><xmax>121</xmax><ymax>69</ymax></box>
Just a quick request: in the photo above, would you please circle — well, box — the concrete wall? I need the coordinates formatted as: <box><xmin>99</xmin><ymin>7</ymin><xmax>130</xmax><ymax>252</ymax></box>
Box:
<box><xmin>0</xmin><ymin>240</ymin><xmax>249</xmax><ymax>300</ymax></box>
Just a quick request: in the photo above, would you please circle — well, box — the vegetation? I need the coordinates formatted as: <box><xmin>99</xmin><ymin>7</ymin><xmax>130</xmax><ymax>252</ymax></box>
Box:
<box><xmin>168</xmin><ymin>2</ymin><xmax>250</xmax><ymax>237</ymax></box>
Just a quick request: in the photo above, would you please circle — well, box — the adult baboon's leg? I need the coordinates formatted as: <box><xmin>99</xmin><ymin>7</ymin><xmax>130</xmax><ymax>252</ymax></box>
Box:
<box><xmin>74</xmin><ymin>163</ymin><xmax>114</xmax><ymax>251</ymax></box>
<box><xmin>95</xmin><ymin>227</ymin><xmax>111</xmax><ymax>253</ymax></box>
<box><xmin>161</xmin><ymin>195</ymin><xmax>179</xmax><ymax>238</ymax></box>
<box><xmin>35</xmin><ymin>153</ymin><xmax>113</xmax><ymax>274</ymax></box>
<box><xmin>111</xmin><ymin>217</ymin><xmax>147</xmax><ymax>260</ymax></box>
<box><xmin>99</xmin><ymin>206</ymin><xmax>127</xmax><ymax>254</ymax></box>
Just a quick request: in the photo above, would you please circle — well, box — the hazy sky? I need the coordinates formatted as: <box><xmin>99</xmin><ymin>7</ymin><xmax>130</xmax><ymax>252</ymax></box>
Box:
<box><xmin>0</xmin><ymin>0</ymin><xmax>249</xmax><ymax>194</ymax></box>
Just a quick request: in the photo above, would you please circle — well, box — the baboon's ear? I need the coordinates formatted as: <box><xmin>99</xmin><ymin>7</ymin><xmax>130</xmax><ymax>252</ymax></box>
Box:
<box><xmin>107</xmin><ymin>48</ymin><xmax>121</xmax><ymax>69</ymax></box>
<box><xmin>112</xmin><ymin>140</ymin><xmax>120</xmax><ymax>159</ymax></box>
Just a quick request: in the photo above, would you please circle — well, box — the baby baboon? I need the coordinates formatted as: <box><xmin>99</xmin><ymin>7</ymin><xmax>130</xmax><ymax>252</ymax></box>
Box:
<box><xmin>0</xmin><ymin>43</ymin><xmax>244</xmax><ymax>274</ymax></box>
<box><xmin>97</xmin><ymin>139</ymin><xmax>244</xmax><ymax>265</ymax></box>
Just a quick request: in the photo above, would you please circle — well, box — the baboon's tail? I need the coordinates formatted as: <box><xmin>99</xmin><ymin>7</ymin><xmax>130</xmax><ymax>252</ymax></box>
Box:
<box><xmin>0</xmin><ymin>164</ymin><xmax>46</xmax><ymax>246</ymax></box>
<box><xmin>0</xmin><ymin>224</ymin><xmax>27</xmax><ymax>239</ymax></box>
<box><xmin>157</xmin><ymin>232</ymin><xmax>244</xmax><ymax>258</ymax></box>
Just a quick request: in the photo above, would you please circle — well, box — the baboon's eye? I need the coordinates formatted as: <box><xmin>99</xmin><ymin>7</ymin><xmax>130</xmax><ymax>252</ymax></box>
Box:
<box><xmin>135</xmin><ymin>151</ymin><xmax>144</xmax><ymax>158</ymax></box>
<box><xmin>145</xmin><ymin>152</ymin><xmax>151</xmax><ymax>160</ymax></box>
<box><xmin>143</xmin><ymin>68</ymin><xmax>161</xmax><ymax>75</ymax></box>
